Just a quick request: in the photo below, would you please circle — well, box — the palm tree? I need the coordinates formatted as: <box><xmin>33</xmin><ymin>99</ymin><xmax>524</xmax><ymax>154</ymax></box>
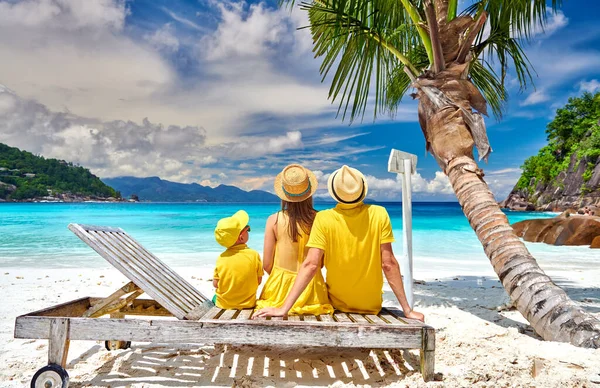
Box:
<box><xmin>284</xmin><ymin>0</ymin><xmax>600</xmax><ymax>348</ymax></box>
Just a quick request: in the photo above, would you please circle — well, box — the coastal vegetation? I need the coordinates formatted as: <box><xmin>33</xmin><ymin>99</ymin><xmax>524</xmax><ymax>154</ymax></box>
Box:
<box><xmin>0</xmin><ymin>143</ymin><xmax>119</xmax><ymax>201</ymax></box>
<box><xmin>517</xmin><ymin>92</ymin><xmax>600</xmax><ymax>193</ymax></box>
<box><xmin>284</xmin><ymin>0</ymin><xmax>600</xmax><ymax>346</ymax></box>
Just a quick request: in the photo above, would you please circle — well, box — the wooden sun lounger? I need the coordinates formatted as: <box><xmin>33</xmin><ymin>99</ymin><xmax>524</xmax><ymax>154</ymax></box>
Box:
<box><xmin>15</xmin><ymin>223</ymin><xmax>435</xmax><ymax>387</ymax></box>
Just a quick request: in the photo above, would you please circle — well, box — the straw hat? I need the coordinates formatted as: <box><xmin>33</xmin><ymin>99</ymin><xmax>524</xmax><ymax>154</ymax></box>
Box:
<box><xmin>327</xmin><ymin>165</ymin><xmax>368</xmax><ymax>204</ymax></box>
<box><xmin>274</xmin><ymin>164</ymin><xmax>318</xmax><ymax>202</ymax></box>
<box><xmin>214</xmin><ymin>210</ymin><xmax>249</xmax><ymax>248</ymax></box>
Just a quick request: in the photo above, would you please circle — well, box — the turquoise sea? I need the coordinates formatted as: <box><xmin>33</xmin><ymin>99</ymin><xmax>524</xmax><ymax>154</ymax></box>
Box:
<box><xmin>0</xmin><ymin>202</ymin><xmax>596</xmax><ymax>278</ymax></box>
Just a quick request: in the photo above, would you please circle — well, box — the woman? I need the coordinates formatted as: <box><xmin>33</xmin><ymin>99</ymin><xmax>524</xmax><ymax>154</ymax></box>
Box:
<box><xmin>256</xmin><ymin>164</ymin><xmax>333</xmax><ymax>315</ymax></box>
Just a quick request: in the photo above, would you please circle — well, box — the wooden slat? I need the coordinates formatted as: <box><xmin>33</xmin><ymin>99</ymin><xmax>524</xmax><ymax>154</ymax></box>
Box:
<box><xmin>92</xmin><ymin>230</ymin><xmax>194</xmax><ymax>313</ymax></box>
<box><xmin>69</xmin><ymin>225</ymin><xmax>188</xmax><ymax>319</ymax></box>
<box><xmin>83</xmin><ymin>281</ymin><xmax>139</xmax><ymax>318</ymax></box>
<box><xmin>303</xmin><ymin>315</ymin><xmax>317</xmax><ymax>322</ymax></box>
<box><xmin>333</xmin><ymin>312</ymin><xmax>352</xmax><ymax>323</ymax></box>
<box><xmin>113</xmin><ymin>231</ymin><xmax>206</xmax><ymax>305</ymax></box>
<box><xmin>287</xmin><ymin>315</ymin><xmax>300</xmax><ymax>321</ymax></box>
<box><xmin>270</xmin><ymin>316</ymin><xmax>283</xmax><ymax>321</ymax></box>
<box><xmin>88</xmin><ymin>289</ymin><xmax>145</xmax><ymax>318</ymax></box>
<box><xmin>348</xmin><ymin>313</ymin><xmax>370</xmax><ymax>324</ymax></box>
<box><xmin>364</xmin><ymin>314</ymin><xmax>388</xmax><ymax>325</ymax></box>
<box><xmin>219</xmin><ymin>309</ymin><xmax>238</xmax><ymax>320</ymax></box>
<box><xmin>385</xmin><ymin>308</ymin><xmax>424</xmax><ymax>325</ymax></box>
<box><xmin>108</xmin><ymin>231</ymin><xmax>200</xmax><ymax>306</ymax></box>
<box><xmin>185</xmin><ymin>301</ymin><xmax>214</xmax><ymax>320</ymax></box>
<box><xmin>16</xmin><ymin>316</ymin><xmax>424</xmax><ymax>349</ymax></box>
<box><xmin>379</xmin><ymin>311</ymin><xmax>407</xmax><ymax>325</ymax></box>
<box><xmin>319</xmin><ymin>314</ymin><xmax>334</xmax><ymax>322</ymax></box>
<box><xmin>25</xmin><ymin>297</ymin><xmax>92</xmax><ymax>318</ymax></box>
<box><xmin>236</xmin><ymin>309</ymin><xmax>253</xmax><ymax>320</ymax></box>
<box><xmin>200</xmin><ymin>307</ymin><xmax>223</xmax><ymax>320</ymax></box>
<box><xmin>68</xmin><ymin>223</ymin><xmax>210</xmax><ymax>320</ymax></box>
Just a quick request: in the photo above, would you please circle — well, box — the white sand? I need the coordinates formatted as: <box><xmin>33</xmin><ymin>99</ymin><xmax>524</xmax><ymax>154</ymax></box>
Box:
<box><xmin>1</xmin><ymin>266</ymin><xmax>599</xmax><ymax>387</ymax></box>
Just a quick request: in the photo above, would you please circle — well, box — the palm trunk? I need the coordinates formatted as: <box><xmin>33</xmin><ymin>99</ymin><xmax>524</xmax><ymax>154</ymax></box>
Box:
<box><xmin>411</xmin><ymin>0</ymin><xmax>600</xmax><ymax>348</ymax></box>
<box><xmin>445</xmin><ymin>154</ymin><xmax>600</xmax><ymax>347</ymax></box>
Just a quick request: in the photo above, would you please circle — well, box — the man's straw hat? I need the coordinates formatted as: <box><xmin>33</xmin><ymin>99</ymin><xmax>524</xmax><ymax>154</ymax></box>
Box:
<box><xmin>327</xmin><ymin>165</ymin><xmax>368</xmax><ymax>204</ymax></box>
<box><xmin>274</xmin><ymin>164</ymin><xmax>318</xmax><ymax>202</ymax></box>
<box><xmin>214</xmin><ymin>210</ymin><xmax>249</xmax><ymax>248</ymax></box>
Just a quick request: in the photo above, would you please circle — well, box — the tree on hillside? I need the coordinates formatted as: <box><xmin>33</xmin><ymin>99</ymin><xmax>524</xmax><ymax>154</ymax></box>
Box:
<box><xmin>283</xmin><ymin>0</ymin><xmax>600</xmax><ymax>347</ymax></box>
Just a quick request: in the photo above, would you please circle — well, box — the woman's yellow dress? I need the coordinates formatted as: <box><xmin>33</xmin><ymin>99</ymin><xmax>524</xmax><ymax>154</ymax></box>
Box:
<box><xmin>256</xmin><ymin>212</ymin><xmax>333</xmax><ymax>315</ymax></box>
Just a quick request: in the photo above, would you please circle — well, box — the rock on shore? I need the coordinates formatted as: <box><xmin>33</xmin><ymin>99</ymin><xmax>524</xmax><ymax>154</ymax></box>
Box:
<box><xmin>512</xmin><ymin>211</ymin><xmax>600</xmax><ymax>248</ymax></box>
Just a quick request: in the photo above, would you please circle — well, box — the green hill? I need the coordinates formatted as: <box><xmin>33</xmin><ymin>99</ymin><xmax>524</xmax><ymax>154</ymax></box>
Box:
<box><xmin>502</xmin><ymin>92</ymin><xmax>600</xmax><ymax>211</ymax></box>
<box><xmin>0</xmin><ymin>143</ymin><xmax>119</xmax><ymax>201</ymax></box>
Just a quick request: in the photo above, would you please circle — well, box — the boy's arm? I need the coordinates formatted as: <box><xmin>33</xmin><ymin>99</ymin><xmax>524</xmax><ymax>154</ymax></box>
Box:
<box><xmin>253</xmin><ymin>247</ymin><xmax>323</xmax><ymax>318</ymax></box>
<box><xmin>380</xmin><ymin>243</ymin><xmax>424</xmax><ymax>322</ymax></box>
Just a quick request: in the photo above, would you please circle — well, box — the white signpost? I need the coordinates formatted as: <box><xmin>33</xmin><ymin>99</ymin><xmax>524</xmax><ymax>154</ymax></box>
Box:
<box><xmin>387</xmin><ymin>149</ymin><xmax>418</xmax><ymax>308</ymax></box>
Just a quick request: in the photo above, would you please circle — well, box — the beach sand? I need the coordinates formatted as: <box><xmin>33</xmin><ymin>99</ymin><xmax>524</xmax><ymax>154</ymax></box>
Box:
<box><xmin>1</xmin><ymin>266</ymin><xmax>599</xmax><ymax>387</ymax></box>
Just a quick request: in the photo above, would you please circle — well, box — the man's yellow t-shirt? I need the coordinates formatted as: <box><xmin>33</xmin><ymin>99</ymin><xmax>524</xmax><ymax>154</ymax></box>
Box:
<box><xmin>213</xmin><ymin>244</ymin><xmax>262</xmax><ymax>309</ymax></box>
<box><xmin>306</xmin><ymin>203</ymin><xmax>394</xmax><ymax>314</ymax></box>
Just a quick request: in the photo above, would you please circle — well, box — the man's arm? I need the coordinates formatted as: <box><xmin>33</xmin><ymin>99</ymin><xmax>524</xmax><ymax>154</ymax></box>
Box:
<box><xmin>381</xmin><ymin>242</ymin><xmax>424</xmax><ymax>322</ymax></box>
<box><xmin>253</xmin><ymin>247</ymin><xmax>324</xmax><ymax>318</ymax></box>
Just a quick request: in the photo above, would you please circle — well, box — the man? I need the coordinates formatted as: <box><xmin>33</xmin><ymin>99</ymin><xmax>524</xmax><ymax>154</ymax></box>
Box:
<box><xmin>254</xmin><ymin>165</ymin><xmax>424</xmax><ymax>321</ymax></box>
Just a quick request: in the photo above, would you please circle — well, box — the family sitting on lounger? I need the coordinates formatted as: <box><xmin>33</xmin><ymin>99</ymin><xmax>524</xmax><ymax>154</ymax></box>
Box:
<box><xmin>212</xmin><ymin>164</ymin><xmax>425</xmax><ymax>322</ymax></box>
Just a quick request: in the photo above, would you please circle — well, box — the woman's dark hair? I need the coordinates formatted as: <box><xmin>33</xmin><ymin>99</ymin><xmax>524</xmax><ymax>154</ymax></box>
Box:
<box><xmin>281</xmin><ymin>197</ymin><xmax>317</xmax><ymax>242</ymax></box>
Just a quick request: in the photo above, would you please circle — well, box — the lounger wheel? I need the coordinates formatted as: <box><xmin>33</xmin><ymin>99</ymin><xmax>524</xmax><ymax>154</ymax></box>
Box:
<box><xmin>105</xmin><ymin>340</ymin><xmax>131</xmax><ymax>351</ymax></box>
<box><xmin>31</xmin><ymin>364</ymin><xmax>69</xmax><ymax>388</ymax></box>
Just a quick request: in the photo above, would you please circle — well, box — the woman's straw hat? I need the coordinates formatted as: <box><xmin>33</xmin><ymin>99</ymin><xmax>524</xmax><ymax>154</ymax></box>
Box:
<box><xmin>327</xmin><ymin>165</ymin><xmax>368</xmax><ymax>204</ymax></box>
<box><xmin>274</xmin><ymin>164</ymin><xmax>318</xmax><ymax>202</ymax></box>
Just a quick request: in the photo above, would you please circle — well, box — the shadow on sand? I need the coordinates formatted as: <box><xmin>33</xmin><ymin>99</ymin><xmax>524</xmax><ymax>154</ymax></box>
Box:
<box><xmin>68</xmin><ymin>344</ymin><xmax>422</xmax><ymax>387</ymax></box>
<box><xmin>404</xmin><ymin>275</ymin><xmax>599</xmax><ymax>340</ymax></box>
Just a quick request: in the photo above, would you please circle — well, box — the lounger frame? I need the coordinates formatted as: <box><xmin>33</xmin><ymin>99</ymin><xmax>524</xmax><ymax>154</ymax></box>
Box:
<box><xmin>14</xmin><ymin>224</ymin><xmax>435</xmax><ymax>385</ymax></box>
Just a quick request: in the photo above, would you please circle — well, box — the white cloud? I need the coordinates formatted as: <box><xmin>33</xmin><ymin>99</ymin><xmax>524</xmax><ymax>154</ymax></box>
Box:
<box><xmin>145</xmin><ymin>23</ymin><xmax>180</xmax><ymax>52</ymax></box>
<box><xmin>201</xmin><ymin>2</ymin><xmax>288</xmax><ymax>60</ymax></box>
<box><xmin>216</xmin><ymin>131</ymin><xmax>304</xmax><ymax>159</ymax></box>
<box><xmin>0</xmin><ymin>0</ymin><xmax>127</xmax><ymax>30</ymax></box>
<box><xmin>579</xmin><ymin>79</ymin><xmax>600</xmax><ymax>94</ymax></box>
<box><xmin>162</xmin><ymin>7</ymin><xmax>208</xmax><ymax>32</ymax></box>
<box><xmin>365</xmin><ymin>171</ymin><xmax>454</xmax><ymax>198</ymax></box>
<box><xmin>0</xmin><ymin>87</ymin><xmax>210</xmax><ymax>181</ymax></box>
<box><xmin>521</xmin><ymin>90</ymin><xmax>551</xmax><ymax>106</ymax></box>
<box><xmin>529</xmin><ymin>9</ymin><xmax>568</xmax><ymax>38</ymax></box>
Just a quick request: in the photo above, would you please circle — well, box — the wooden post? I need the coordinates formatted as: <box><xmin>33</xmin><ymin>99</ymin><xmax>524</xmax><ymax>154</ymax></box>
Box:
<box><xmin>48</xmin><ymin>318</ymin><xmax>70</xmax><ymax>368</ymax></box>
<box><xmin>420</xmin><ymin>327</ymin><xmax>435</xmax><ymax>382</ymax></box>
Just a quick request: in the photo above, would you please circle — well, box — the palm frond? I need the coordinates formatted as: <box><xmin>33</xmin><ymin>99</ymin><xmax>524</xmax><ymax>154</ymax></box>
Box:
<box><xmin>464</xmin><ymin>0</ymin><xmax>562</xmax><ymax>90</ymax></box>
<box><xmin>469</xmin><ymin>59</ymin><xmax>507</xmax><ymax>120</ymax></box>
<box><xmin>300</xmin><ymin>0</ymin><xmax>425</xmax><ymax>122</ymax></box>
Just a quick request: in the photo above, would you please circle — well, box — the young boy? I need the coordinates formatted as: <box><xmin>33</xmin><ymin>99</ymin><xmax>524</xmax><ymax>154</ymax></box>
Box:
<box><xmin>212</xmin><ymin>210</ymin><xmax>263</xmax><ymax>309</ymax></box>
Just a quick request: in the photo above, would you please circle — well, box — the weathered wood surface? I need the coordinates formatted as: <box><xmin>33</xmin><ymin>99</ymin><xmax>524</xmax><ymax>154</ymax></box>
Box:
<box><xmin>48</xmin><ymin>318</ymin><xmax>70</xmax><ymax>367</ymax></box>
<box><xmin>83</xmin><ymin>281</ymin><xmax>140</xmax><ymax>318</ymax></box>
<box><xmin>25</xmin><ymin>297</ymin><xmax>92</xmax><ymax>318</ymax></box>
<box><xmin>116</xmin><ymin>299</ymin><xmax>172</xmax><ymax>317</ymax></box>
<box><xmin>68</xmin><ymin>223</ymin><xmax>210</xmax><ymax>320</ymax></box>
<box><xmin>16</xmin><ymin>316</ymin><xmax>424</xmax><ymax>348</ymax></box>
<box><xmin>420</xmin><ymin>327</ymin><xmax>436</xmax><ymax>382</ymax></box>
<box><xmin>185</xmin><ymin>300</ymin><xmax>215</xmax><ymax>320</ymax></box>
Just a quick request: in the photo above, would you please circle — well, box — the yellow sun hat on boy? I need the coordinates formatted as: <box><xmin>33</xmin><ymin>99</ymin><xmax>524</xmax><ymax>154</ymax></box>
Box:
<box><xmin>214</xmin><ymin>210</ymin><xmax>250</xmax><ymax>248</ymax></box>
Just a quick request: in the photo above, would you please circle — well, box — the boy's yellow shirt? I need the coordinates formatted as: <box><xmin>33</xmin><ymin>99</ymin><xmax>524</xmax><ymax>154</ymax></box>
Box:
<box><xmin>213</xmin><ymin>244</ymin><xmax>262</xmax><ymax>309</ymax></box>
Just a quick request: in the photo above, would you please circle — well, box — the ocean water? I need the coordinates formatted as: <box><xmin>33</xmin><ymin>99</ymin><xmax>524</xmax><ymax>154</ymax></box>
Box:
<box><xmin>0</xmin><ymin>202</ymin><xmax>596</xmax><ymax>279</ymax></box>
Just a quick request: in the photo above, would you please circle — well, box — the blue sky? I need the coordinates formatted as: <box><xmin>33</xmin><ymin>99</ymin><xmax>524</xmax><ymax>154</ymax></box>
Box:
<box><xmin>0</xmin><ymin>0</ymin><xmax>599</xmax><ymax>201</ymax></box>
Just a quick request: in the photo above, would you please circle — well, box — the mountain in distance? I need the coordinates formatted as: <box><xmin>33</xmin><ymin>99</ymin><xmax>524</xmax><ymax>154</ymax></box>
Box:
<box><xmin>103</xmin><ymin>176</ymin><xmax>279</xmax><ymax>202</ymax></box>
